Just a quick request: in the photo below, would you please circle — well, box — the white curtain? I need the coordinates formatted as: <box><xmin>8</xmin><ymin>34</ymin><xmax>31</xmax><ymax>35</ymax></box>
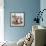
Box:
<box><xmin>0</xmin><ymin>0</ymin><xmax>4</xmax><ymax>42</ymax></box>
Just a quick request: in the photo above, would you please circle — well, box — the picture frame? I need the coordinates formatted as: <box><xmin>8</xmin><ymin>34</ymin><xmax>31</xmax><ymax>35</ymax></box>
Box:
<box><xmin>10</xmin><ymin>12</ymin><xmax>25</xmax><ymax>27</ymax></box>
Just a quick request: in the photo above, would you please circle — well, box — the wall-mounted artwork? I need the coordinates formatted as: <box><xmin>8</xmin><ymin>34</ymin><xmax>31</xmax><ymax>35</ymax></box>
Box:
<box><xmin>10</xmin><ymin>12</ymin><xmax>24</xmax><ymax>27</ymax></box>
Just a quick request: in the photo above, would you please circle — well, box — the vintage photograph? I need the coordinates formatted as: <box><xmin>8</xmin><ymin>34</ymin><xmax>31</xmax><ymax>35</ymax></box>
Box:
<box><xmin>11</xmin><ymin>12</ymin><xmax>24</xmax><ymax>26</ymax></box>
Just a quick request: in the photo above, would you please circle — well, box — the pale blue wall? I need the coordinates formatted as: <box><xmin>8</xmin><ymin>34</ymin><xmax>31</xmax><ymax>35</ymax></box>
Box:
<box><xmin>4</xmin><ymin>0</ymin><xmax>40</xmax><ymax>42</ymax></box>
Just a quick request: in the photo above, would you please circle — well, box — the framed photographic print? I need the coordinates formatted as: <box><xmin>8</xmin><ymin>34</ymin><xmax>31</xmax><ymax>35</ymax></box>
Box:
<box><xmin>10</xmin><ymin>12</ymin><xmax>24</xmax><ymax>27</ymax></box>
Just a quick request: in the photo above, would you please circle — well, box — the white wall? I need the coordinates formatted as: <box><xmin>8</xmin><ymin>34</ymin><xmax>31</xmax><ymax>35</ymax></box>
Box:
<box><xmin>40</xmin><ymin>0</ymin><xmax>46</xmax><ymax>9</ymax></box>
<box><xmin>0</xmin><ymin>0</ymin><xmax>4</xmax><ymax>42</ymax></box>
